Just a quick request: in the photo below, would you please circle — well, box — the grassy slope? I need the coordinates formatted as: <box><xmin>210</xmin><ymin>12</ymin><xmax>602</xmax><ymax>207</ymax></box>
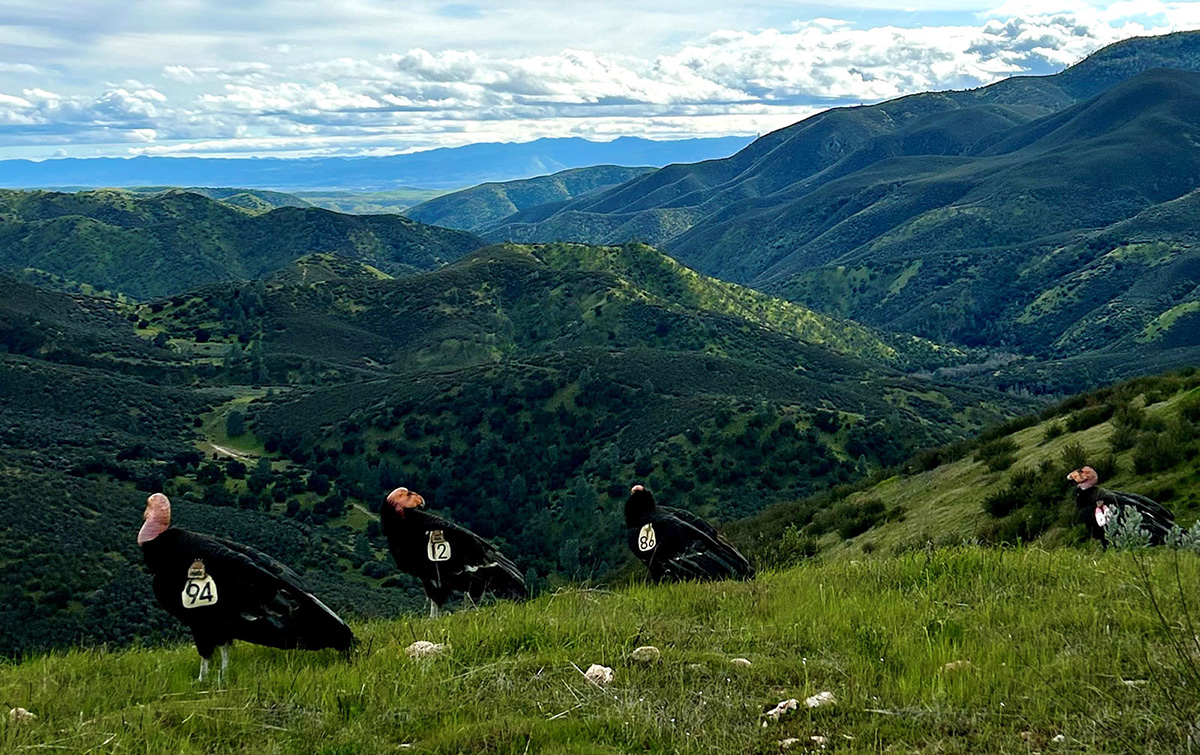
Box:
<box><xmin>734</xmin><ymin>374</ymin><xmax>1200</xmax><ymax>561</ymax></box>
<box><xmin>2</xmin><ymin>547</ymin><xmax>1197</xmax><ymax>753</ymax></box>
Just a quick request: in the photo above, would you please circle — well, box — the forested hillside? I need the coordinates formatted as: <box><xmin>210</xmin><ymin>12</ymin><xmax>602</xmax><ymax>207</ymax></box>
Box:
<box><xmin>0</xmin><ymin>238</ymin><xmax>1029</xmax><ymax>656</ymax></box>
<box><xmin>0</xmin><ymin>189</ymin><xmax>482</xmax><ymax>299</ymax></box>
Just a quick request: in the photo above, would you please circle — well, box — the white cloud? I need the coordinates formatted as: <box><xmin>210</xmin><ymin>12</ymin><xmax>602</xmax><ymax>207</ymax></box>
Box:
<box><xmin>0</xmin><ymin>1</ymin><xmax>1196</xmax><ymax>157</ymax></box>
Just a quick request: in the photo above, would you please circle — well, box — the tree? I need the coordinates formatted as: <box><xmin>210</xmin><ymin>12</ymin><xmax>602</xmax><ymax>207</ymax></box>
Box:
<box><xmin>225</xmin><ymin>410</ymin><xmax>246</xmax><ymax>438</ymax></box>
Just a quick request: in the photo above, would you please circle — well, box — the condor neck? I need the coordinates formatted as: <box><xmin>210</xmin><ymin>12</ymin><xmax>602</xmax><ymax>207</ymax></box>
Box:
<box><xmin>1075</xmin><ymin>486</ymin><xmax>1100</xmax><ymax>506</ymax></box>
<box><xmin>138</xmin><ymin>512</ymin><xmax>170</xmax><ymax>545</ymax></box>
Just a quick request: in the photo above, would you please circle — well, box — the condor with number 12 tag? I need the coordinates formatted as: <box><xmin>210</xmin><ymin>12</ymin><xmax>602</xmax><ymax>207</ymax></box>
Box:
<box><xmin>427</xmin><ymin>530</ymin><xmax>452</xmax><ymax>562</ymax></box>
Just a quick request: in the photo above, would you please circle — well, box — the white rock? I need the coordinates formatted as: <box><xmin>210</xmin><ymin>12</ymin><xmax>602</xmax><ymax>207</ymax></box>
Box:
<box><xmin>631</xmin><ymin>646</ymin><xmax>661</xmax><ymax>663</ymax></box>
<box><xmin>779</xmin><ymin>738</ymin><xmax>801</xmax><ymax>749</ymax></box>
<box><xmin>764</xmin><ymin>699</ymin><xmax>798</xmax><ymax>720</ymax></box>
<box><xmin>730</xmin><ymin>657</ymin><xmax>752</xmax><ymax>668</ymax></box>
<box><xmin>405</xmin><ymin>640</ymin><xmax>447</xmax><ymax>659</ymax></box>
<box><xmin>941</xmin><ymin>660</ymin><xmax>973</xmax><ymax>671</ymax></box>
<box><xmin>584</xmin><ymin>664</ymin><xmax>614</xmax><ymax>686</ymax></box>
<box><xmin>811</xmin><ymin>735</ymin><xmax>829</xmax><ymax>748</ymax></box>
<box><xmin>805</xmin><ymin>691</ymin><xmax>836</xmax><ymax>708</ymax></box>
<box><xmin>1052</xmin><ymin>734</ymin><xmax>1066</xmax><ymax>743</ymax></box>
<box><xmin>8</xmin><ymin>708</ymin><xmax>35</xmax><ymax>723</ymax></box>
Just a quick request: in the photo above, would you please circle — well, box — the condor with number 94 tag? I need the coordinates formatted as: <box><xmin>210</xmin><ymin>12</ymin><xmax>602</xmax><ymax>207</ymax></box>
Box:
<box><xmin>181</xmin><ymin>560</ymin><xmax>219</xmax><ymax>608</ymax></box>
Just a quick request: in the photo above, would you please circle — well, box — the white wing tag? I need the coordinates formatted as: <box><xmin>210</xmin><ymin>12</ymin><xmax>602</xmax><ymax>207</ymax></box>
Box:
<box><xmin>637</xmin><ymin>523</ymin><xmax>657</xmax><ymax>552</ymax></box>
<box><xmin>427</xmin><ymin>530</ymin><xmax>452</xmax><ymax>562</ymax></box>
<box><xmin>181</xmin><ymin>561</ymin><xmax>218</xmax><ymax>608</ymax></box>
<box><xmin>1095</xmin><ymin>504</ymin><xmax>1111</xmax><ymax>527</ymax></box>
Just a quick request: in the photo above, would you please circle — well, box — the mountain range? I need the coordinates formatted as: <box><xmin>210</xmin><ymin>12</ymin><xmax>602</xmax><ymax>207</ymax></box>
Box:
<box><xmin>441</xmin><ymin>32</ymin><xmax>1200</xmax><ymax>379</ymax></box>
<box><xmin>0</xmin><ymin>136</ymin><xmax>752</xmax><ymax>191</ymax></box>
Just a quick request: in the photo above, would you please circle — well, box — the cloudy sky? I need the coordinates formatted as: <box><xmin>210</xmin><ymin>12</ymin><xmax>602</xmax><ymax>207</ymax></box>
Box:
<box><xmin>0</xmin><ymin>0</ymin><xmax>1197</xmax><ymax>159</ymax></box>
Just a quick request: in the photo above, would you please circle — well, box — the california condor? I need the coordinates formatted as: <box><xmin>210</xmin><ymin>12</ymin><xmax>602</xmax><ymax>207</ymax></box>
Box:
<box><xmin>624</xmin><ymin>485</ymin><xmax>754</xmax><ymax>582</ymax></box>
<box><xmin>1068</xmin><ymin>466</ymin><xmax>1175</xmax><ymax>546</ymax></box>
<box><xmin>381</xmin><ymin>487</ymin><xmax>527</xmax><ymax>617</ymax></box>
<box><xmin>138</xmin><ymin>493</ymin><xmax>355</xmax><ymax>682</ymax></box>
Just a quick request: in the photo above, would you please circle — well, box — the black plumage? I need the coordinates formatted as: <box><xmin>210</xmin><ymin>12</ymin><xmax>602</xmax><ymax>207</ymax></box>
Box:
<box><xmin>624</xmin><ymin>485</ymin><xmax>754</xmax><ymax>582</ymax></box>
<box><xmin>381</xmin><ymin>487</ymin><xmax>527</xmax><ymax>617</ymax></box>
<box><xmin>138</xmin><ymin>495</ymin><xmax>355</xmax><ymax>682</ymax></box>
<box><xmin>1069</xmin><ymin>466</ymin><xmax>1175</xmax><ymax>546</ymax></box>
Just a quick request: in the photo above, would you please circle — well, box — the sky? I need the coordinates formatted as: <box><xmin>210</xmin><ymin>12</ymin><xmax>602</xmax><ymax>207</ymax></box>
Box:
<box><xmin>0</xmin><ymin>0</ymin><xmax>1197</xmax><ymax>159</ymax></box>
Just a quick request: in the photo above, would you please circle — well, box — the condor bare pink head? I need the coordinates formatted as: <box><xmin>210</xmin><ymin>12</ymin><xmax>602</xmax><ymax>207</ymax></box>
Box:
<box><xmin>138</xmin><ymin>493</ymin><xmax>172</xmax><ymax>545</ymax></box>
<box><xmin>1067</xmin><ymin>466</ymin><xmax>1099</xmax><ymax>490</ymax></box>
<box><xmin>387</xmin><ymin>487</ymin><xmax>425</xmax><ymax>514</ymax></box>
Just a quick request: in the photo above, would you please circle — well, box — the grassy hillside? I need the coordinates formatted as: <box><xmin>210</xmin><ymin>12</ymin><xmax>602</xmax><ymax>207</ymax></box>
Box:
<box><xmin>731</xmin><ymin>370</ymin><xmax>1200</xmax><ymax>563</ymax></box>
<box><xmin>3</xmin><ymin>547</ymin><xmax>1198</xmax><ymax>753</ymax></box>
<box><xmin>0</xmin><ymin>189</ymin><xmax>483</xmax><ymax>299</ymax></box>
<box><xmin>406</xmin><ymin>165</ymin><xmax>655</xmax><ymax>233</ymax></box>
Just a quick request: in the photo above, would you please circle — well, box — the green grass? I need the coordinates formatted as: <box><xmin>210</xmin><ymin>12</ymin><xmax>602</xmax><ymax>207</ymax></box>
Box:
<box><xmin>3</xmin><ymin>547</ymin><xmax>1199</xmax><ymax>753</ymax></box>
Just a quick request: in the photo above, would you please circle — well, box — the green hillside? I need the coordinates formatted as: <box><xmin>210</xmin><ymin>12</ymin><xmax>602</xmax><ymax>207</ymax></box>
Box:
<box><xmin>135</xmin><ymin>242</ymin><xmax>953</xmax><ymax>372</ymax></box>
<box><xmin>3</xmin><ymin>547</ymin><xmax>1198</xmax><ymax>753</ymax></box>
<box><xmin>0</xmin><ymin>189</ymin><xmax>483</xmax><ymax>299</ymax></box>
<box><xmin>730</xmin><ymin>369</ymin><xmax>1200</xmax><ymax>563</ymax></box>
<box><xmin>0</xmin><ymin>238</ymin><xmax>1033</xmax><ymax>657</ymax></box>
<box><xmin>123</xmin><ymin>186</ymin><xmax>315</xmax><ymax>211</ymax></box>
<box><xmin>476</xmin><ymin>33</ymin><xmax>1200</xmax><ymax>380</ymax></box>
<box><xmin>127</xmin><ymin>241</ymin><xmax>1023</xmax><ymax>586</ymax></box>
<box><xmin>406</xmin><ymin>165</ymin><xmax>655</xmax><ymax>233</ymax></box>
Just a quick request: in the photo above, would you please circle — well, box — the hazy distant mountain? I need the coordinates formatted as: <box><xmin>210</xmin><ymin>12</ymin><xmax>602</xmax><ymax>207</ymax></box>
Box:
<box><xmin>0</xmin><ymin>136</ymin><xmax>752</xmax><ymax>191</ymax></box>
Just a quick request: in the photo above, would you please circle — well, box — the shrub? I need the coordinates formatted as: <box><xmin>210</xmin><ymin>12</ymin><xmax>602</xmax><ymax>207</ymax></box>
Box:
<box><xmin>976</xmin><ymin>437</ymin><xmax>1019</xmax><ymax>472</ymax></box>
<box><xmin>1042</xmin><ymin>422</ymin><xmax>1065</xmax><ymax>442</ymax></box>
<box><xmin>1132</xmin><ymin>431</ymin><xmax>1185</xmax><ymax>474</ymax></box>
<box><xmin>1066</xmin><ymin>403</ymin><xmax>1115</xmax><ymax>432</ymax></box>
<box><xmin>1180</xmin><ymin>391</ymin><xmax>1200</xmax><ymax>424</ymax></box>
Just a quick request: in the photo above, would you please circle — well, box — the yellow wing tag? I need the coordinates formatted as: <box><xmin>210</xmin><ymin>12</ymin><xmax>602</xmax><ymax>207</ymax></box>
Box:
<box><xmin>182</xmin><ymin>561</ymin><xmax>218</xmax><ymax>608</ymax></box>
<box><xmin>637</xmin><ymin>523</ymin><xmax>657</xmax><ymax>552</ymax></box>
<box><xmin>427</xmin><ymin>530</ymin><xmax>452</xmax><ymax>562</ymax></box>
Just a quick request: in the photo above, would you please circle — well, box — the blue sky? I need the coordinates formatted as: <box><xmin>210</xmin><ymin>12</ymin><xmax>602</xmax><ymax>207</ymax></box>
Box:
<box><xmin>0</xmin><ymin>0</ymin><xmax>1196</xmax><ymax>159</ymax></box>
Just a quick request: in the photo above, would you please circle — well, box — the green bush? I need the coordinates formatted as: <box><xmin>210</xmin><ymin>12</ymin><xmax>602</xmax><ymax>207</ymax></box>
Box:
<box><xmin>976</xmin><ymin>437</ymin><xmax>1019</xmax><ymax>472</ymax></box>
<box><xmin>1066</xmin><ymin>403</ymin><xmax>1115</xmax><ymax>432</ymax></box>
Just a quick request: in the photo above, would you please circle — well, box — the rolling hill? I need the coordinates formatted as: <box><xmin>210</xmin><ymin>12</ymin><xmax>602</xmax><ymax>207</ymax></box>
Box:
<box><xmin>0</xmin><ymin>237</ymin><xmax>1035</xmax><ymax>656</ymax></box>
<box><xmin>0</xmin><ymin>189</ymin><xmax>483</xmax><ymax>299</ymax></box>
<box><xmin>405</xmin><ymin>165</ymin><xmax>656</xmax><ymax>233</ymax></box>
<box><xmin>128</xmin><ymin>241</ymin><xmax>1026</xmax><ymax>596</ymax></box>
